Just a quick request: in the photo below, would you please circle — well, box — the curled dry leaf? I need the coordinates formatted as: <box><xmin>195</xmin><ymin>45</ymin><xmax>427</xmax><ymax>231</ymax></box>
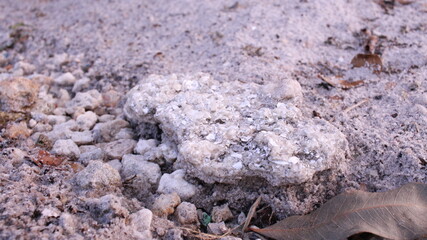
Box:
<box><xmin>250</xmin><ymin>183</ymin><xmax>427</xmax><ymax>240</ymax></box>
<box><xmin>34</xmin><ymin>150</ymin><xmax>65</xmax><ymax>167</ymax></box>
<box><xmin>318</xmin><ymin>74</ymin><xmax>364</xmax><ymax>89</ymax></box>
<box><xmin>351</xmin><ymin>53</ymin><xmax>383</xmax><ymax>74</ymax></box>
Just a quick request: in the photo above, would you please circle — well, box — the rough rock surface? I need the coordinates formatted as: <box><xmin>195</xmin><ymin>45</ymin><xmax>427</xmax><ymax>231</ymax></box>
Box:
<box><xmin>0</xmin><ymin>77</ymin><xmax>40</xmax><ymax>112</ymax></box>
<box><xmin>73</xmin><ymin>160</ymin><xmax>121</xmax><ymax>189</ymax></box>
<box><xmin>125</xmin><ymin>73</ymin><xmax>348</xmax><ymax>185</ymax></box>
<box><xmin>157</xmin><ymin>170</ymin><xmax>197</xmax><ymax>200</ymax></box>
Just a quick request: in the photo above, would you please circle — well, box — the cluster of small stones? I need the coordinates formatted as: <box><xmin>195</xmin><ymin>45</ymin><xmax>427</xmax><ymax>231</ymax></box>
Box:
<box><xmin>0</xmin><ymin>57</ymin><xmax>244</xmax><ymax>239</ymax></box>
<box><xmin>1</xmin><ymin>55</ymin><xmax>348</xmax><ymax>239</ymax></box>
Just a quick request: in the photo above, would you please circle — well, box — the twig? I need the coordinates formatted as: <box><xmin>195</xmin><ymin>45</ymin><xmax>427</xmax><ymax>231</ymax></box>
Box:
<box><xmin>243</xmin><ymin>196</ymin><xmax>262</xmax><ymax>232</ymax></box>
<box><xmin>343</xmin><ymin>98</ymin><xmax>369</xmax><ymax>113</ymax></box>
<box><xmin>179</xmin><ymin>226</ymin><xmax>238</xmax><ymax>240</ymax></box>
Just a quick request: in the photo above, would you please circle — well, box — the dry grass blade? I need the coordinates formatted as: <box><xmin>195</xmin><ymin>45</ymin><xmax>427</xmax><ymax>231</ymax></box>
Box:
<box><xmin>343</xmin><ymin>98</ymin><xmax>369</xmax><ymax>113</ymax></box>
<box><xmin>250</xmin><ymin>183</ymin><xmax>427</xmax><ymax>240</ymax></box>
<box><xmin>243</xmin><ymin>196</ymin><xmax>262</xmax><ymax>232</ymax></box>
<box><xmin>339</xmin><ymin>79</ymin><xmax>365</xmax><ymax>89</ymax></box>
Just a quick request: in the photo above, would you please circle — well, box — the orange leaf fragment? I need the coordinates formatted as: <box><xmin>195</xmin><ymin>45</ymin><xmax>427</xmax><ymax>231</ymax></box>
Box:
<box><xmin>35</xmin><ymin>150</ymin><xmax>65</xmax><ymax>166</ymax></box>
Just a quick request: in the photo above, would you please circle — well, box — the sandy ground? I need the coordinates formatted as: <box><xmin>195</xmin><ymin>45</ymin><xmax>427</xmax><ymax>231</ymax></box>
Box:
<box><xmin>1</xmin><ymin>0</ymin><xmax>426</xmax><ymax>239</ymax></box>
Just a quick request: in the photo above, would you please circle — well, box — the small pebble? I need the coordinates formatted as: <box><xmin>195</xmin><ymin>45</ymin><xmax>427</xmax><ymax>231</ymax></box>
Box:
<box><xmin>134</xmin><ymin>139</ymin><xmax>157</xmax><ymax>155</ymax></box>
<box><xmin>157</xmin><ymin>170</ymin><xmax>197</xmax><ymax>200</ymax></box>
<box><xmin>51</xmin><ymin>139</ymin><xmax>80</xmax><ymax>159</ymax></box>
<box><xmin>76</xmin><ymin>111</ymin><xmax>98</xmax><ymax>130</ymax></box>
<box><xmin>152</xmin><ymin>193</ymin><xmax>181</xmax><ymax>217</ymax></box>
<box><xmin>104</xmin><ymin>139</ymin><xmax>137</xmax><ymax>159</ymax></box>
<box><xmin>175</xmin><ymin>202</ymin><xmax>198</xmax><ymax>225</ymax></box>
<box><xmin>211</xmin><ymin>204</ymin><xmax>234</xmax><ymax>223</ymax></box>
<box><xmin>54</xmin><ymin>72</ymin><xmax>76</xmax><ymax>85</ymax></box>
<box><xmin>73</xmin><ymin>160</ymin><xmax>121</xmax><ymax>189</ymax></box>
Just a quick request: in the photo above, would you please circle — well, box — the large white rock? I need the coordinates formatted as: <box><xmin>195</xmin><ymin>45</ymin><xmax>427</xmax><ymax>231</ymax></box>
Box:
<box><xmin>124</xmin><ymin>73</ymin><xmax>348</xmax><ymax>185</ymax></box>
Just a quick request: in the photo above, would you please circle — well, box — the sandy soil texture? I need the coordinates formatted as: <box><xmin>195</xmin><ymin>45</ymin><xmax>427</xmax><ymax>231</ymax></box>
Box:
<box><xmin>1</xmin><ymin>0</ymin><xmax>426</xmax><ymax>239</ymax></box>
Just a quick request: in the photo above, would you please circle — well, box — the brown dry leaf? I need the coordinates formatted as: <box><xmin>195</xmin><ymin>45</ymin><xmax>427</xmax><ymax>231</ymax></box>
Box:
<box><xmin>35</xmin><ymin>150</ymin><xmax>65</xmax><ymax>167</ymax></box>
<box><xmin>318</xmin><ymin>74</ymin><xmax>364</xmax><ymax>89</ymax></box>
<box><xmin>351</xmin><ymin>53</ymin><xmax>383</xmax><ymax>74</ymax></box>
<box><xmin>250</xmin><ymin>183</ymin><xmax>427</xmax><ymax>240</ymax></box>
<box><xmin>396</xmin><ymin>0</ymin><xmax>415</xmax><ymax>5</ymax></box>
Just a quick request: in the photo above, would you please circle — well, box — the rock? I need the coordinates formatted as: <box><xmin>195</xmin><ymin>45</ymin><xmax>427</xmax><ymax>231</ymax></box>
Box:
<box><xmin>46</xmin><ymin>115</ymin><xmax>67</xmax><ymax>125</ymax></box>
<box><xmin>66</xmin><ymin>89</ymin><xmax>102</xmax><ymax>113</ymax></box>
<box><xmin>87</xmin><ymin>194</ymin><xmax>129</xmax><ymax>224</ymax></box>
<box><xmin>151</xmin><ymin>216</ymin><xmax>175</xmax><ymax>237</ymax></box>
<box><xmin>107</xmin><ymin>159</ymin><xmax>122</xmax><ymax>172</ymax></box>
<box><xmin>51</xmin><ymin>139</ymin><xmax>80</xmax><ymax>159</ymax></box>
<box><xmin>121</xmin><ymin>154</ymin><xmax>161</xmax><ymax>185</ymax></box>
<box><xmin>32</xmin><ymin>123</ymin><xmax>52</xmax><ymax>132</ymax></box>
<box><xmin>211</xmin><ymin>204</ymin><xmax>233</xmax><ymax>223</ymax></box>
<box><xmin>73</xmin><ymin>160</ymin><xmax>121</xmax><ymax>189</ymax></box>
<box><xmin>120</xmin><ymin>154</ymin><xmax>161</xmax><ymax>197</ymax></box>
<box><xmin>175</xmin><ymin>202</ymin><xmax>198</xmax><ymax>225</ymax></box>
<box><xmin>130</xmin><ymin>208</ymin><xmax>153</xmax><ymax>239</ymax></box>
<box><xmin>46</xmin><ymin>120</ymin><xmax>78</xmax><ymax>142</ymax></box>
<box><xmin>4</xmin><ymin>121</ymin><xmax>31</xmax><ymax>138</ymax></box>
<box><xmin>134</xmin><ymin>139</ymin><xmax>157</xmax><ymax>155</ymax></box>
<box><xmin>14</xmin><ymin>61</ymin><xmax>36</xmax><ymax>75</ymax></box>
<box><xmin>78</xmin><ymin>147</ymin><xmax>104</xmax><ymax>165</ymax></box>
<box><xmin>152</xmin><ymin>193</ymin><xmax>181</xmax><ymax>217</ymax></box>
<box><xmin>28</xmin><ymin>119</ymin><xmax>37</xmax><ymax>128</ymax></box>
<box><xmin>104</xmin><ymin>139</ymin><xmax>137</xmax><ymax>160</ymax></box>
<box><xmin>92</xmin><ymin>119</ymin><xmax>129</xmax><ymax>142</ymax></box>
<box><xmin>72</xmin><ymin>77</ymin><xmax>90</xmax><ymax>93</ymax></box>
<box><xmin>0</xmin><ymin>77</ymin><xmax>40</xmax><ymax>112</ymax></box>
<box><xmin>2</xmin><ymin>148</ymin><xmax>27</xmax><ymax>167</ymax></box>
<box><xmin>124</xmin><ymin>73</ymin><xmax>348</xmax><ymax>186</ymax></box>
<box><xmin>70</xmin><ymin>131</ymin><xmax>94</xmax><ymax>145</ymax></box>
<box><xmin>98</xmin><ymin>114</ymin><xmax>115</xmax><ymax>122</ymax></box>
<box><xmin>71</xmin><ymin>107</ymin><xmax>86</xmax><ymax>119</ymax></box>
<box><xmin>207</xmin><ymin>222</ymin><xmax>228</xmax><ymax>235</ymax></box>
<box><xmin>164</xmin><ymin>229</ymin><xmax>183</xmax><ymax>240</ymax></box>
<box><xmin>157</xmin><ymin>170</ymin><xmax>197</xmax><ymax>200</ymax></box>
<box><xmin>41</xmin><ymin>207</ymin><xmax>61</xmax><ymax>218</ymax></box>
<box><xmin>57</xmin><ymin>89</ymin><xmax>71</xmax><ymax>107</ymax></box>
<box><xmin>59</xmin><ymin>213</ymin><xmax>76</xmax><ymax>234</ymax></box>
<box><xmin>102</xmin><ymin>89</ymin><xmax>121</xmax><ymax>108</ymax></box>
<box><xmin>76</xmin><ymin>111</ymin><xmax>98</xmax><ymax>130</ymax></box>
<box><xmin>52</xmin><ymin>108</ymin><xmax>66</xmax><ymax>116</ymax></box>
<box><xmin>113</xmin><ymin>128</ymin><xmax>134</xmax><ymax>140</ymax></box>
<box><xmin>54</xmin><ymin>72</ymin><xmax>76</xmax><ymax>85</ymax></box>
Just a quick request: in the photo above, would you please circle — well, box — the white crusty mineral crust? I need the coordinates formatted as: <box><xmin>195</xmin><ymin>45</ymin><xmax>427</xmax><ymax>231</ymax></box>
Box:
<box><xmin>124</xmin><ymin>73</ymin><xmax>348</xmax><ymax>185</ymax></box>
